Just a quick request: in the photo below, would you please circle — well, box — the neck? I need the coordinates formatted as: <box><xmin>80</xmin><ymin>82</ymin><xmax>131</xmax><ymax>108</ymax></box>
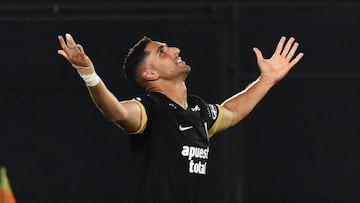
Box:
<box><xmin>147</xmin><ymin>80</ymin><xmax>188</xmax><ymax>109</ymax></box>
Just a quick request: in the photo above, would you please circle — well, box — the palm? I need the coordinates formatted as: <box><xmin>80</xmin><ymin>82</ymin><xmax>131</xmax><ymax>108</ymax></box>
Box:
<box><xmin>253</xmin><ymin>37</ymin><xmax>304</xmax><ymax>83</ymax></box>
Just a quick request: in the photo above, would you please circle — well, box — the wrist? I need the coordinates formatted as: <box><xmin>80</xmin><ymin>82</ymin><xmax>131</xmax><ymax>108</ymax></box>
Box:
<box><xmin>80</xmin><ymin>72</ymin><xmax>101</xmax><ymax>87</ymax></box>
<box><xmin>259</xmin><ymin>74</ymin><xmax>277</xmax><ymax>88</ymax></box>
<box><xmin>72</xmin><ymin>62</ymin><xmax>95</xmax><ymax>76</ymax></box>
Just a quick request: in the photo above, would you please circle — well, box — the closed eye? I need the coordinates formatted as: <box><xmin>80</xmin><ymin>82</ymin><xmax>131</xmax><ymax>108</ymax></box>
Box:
<box><xmin>156</xmin><ymin>44</ymin><xmax>168</xmax><ymax>56</ymax></box>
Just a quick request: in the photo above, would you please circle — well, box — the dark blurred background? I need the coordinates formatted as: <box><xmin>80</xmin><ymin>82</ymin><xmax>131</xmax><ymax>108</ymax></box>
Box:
<box><xmin>0</xmin><ymin>0</ymin><xmax>359</xmax><ymax>202</ymax></box>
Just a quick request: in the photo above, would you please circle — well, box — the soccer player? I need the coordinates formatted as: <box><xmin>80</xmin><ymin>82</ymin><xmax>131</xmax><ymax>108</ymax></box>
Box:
<box><xmin>58</xmin><ymin>34</ymin><xmax>303</xmax><ymax>202</ymax></box>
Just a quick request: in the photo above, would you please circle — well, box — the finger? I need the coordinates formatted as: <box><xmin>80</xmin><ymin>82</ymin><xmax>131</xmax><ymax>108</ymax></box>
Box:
<box><xmin>77</xmin><ymin>44</ymin><xmax>85</xmax><ymax>55</ymax></box>
<box><xmin>57</xmin><ymin>50</ymin><xmax>70</xmax><ymax>61</ymax></box>
<box><xmin>65</xmin><ymin>33</ymin><xmax>77</xmax><ymax>48</ymax></box>
<box><xmin>281</xmin><ymin>37</ymin><xmax>295</xmax><ymax>57</ymax></box>
<box><xmin>289</xmin><ymin>52</ymin><xmax>304</xmax><ymax>67</ymax></box>
<box><xmin>253</xmin><ymin>47</ymin><xmax>264</xmax><ymax>61</ymax></box>
<box><xmin>72</xmin><ymin>44</ymin><xmax>82</xmax><ymax>54</ymax></box>
<box><xmin>58</xmin><ymin>35</ymin><xmax>70</xmax><ymax>52</ymax></box>
<box><xmin>286</xmin><ymin>42</ymin><xmax>299</xmax><ymax>60</ymax></box>
<box><xmin>274</xmin><ymin>36</ymin><xmax>286</xmax><ymax>55</ymax></box>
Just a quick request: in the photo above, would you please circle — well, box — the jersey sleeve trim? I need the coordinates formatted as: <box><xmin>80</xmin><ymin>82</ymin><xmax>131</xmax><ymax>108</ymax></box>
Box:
<box><xmin>208</xmin><ymin>104</ymin><xmax>224</xmax><ymax>137</ymax></box>
<box><xmin>127</xmin><ymin>99</ymin><xmax>148</xmax><ymax>135</ymax></box>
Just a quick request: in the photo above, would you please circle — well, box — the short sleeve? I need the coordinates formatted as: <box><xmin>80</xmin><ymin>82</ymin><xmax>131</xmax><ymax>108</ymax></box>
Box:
<box><xmin>126</xmin><ymin>98</ymin><xmax>148</xmax><ymax>135</ymax></box>
<box><xmin>206</xmin><ymin>104</ymin><xmax>224</xmax><ymax>137</ymax></box>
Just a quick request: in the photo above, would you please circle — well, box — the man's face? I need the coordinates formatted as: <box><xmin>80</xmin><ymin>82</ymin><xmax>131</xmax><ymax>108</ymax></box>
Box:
<box><xmin>143</xmin><ymin>41</ymin><xmax>191</xmax><ymax>81</ymax></box>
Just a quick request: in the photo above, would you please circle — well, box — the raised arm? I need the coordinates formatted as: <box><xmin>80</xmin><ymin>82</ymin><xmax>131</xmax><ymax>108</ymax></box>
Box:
<box><xmin>217</xmin><ymin>36</ymin><xmax>304</xmax><ymax>132</ymax></box>
<box><xmin>57</xmin><ymin>33</ymin><xmax>143</xmax><ymax>133</ymax></box>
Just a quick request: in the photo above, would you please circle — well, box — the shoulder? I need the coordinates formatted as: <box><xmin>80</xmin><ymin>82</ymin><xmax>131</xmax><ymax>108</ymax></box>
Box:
<box><xmin>133</xmin><ymin>93</ymin><xmax>160</xmax><ymax>107</ymax></box>
<box><xmin>132</xmin><ymin>93</ymin><xmax>167</xmax><ymax>117</ymax></box>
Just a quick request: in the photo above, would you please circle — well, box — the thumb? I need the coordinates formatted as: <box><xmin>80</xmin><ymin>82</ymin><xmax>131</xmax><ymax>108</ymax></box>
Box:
<box><xmin>57</xmin><ymin>50</ymin><xmax>70</xmax><ymax>61</ymax></box>
<box><xmin>253</xmin><ymin>47</ymin><xmax>264</xmax><ymax>62</ymax></box>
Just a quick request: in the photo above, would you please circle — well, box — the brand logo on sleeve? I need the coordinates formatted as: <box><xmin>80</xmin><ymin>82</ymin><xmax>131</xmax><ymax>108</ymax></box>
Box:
<box><xmin>208</xmin><ymin>104</ymin><xmax>218</xmax><ymax>119</ymax></box>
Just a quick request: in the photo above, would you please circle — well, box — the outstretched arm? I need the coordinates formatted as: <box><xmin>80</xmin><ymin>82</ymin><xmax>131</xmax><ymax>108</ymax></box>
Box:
<box><xmin>57</xmin><ymin>33</ymin><xmax>143</xmax><ymax>133</ymax></box>
<box><xmin>217</xmin><ymin>36</ymin><xmax>304</xmax><ymax>132</ymax></box>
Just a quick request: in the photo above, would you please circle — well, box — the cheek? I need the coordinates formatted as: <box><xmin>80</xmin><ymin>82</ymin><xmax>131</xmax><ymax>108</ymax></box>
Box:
<box><xmin>159</xmin><ymin>61</ymin><xmax>176</xmax><ymax>71</ymax></box>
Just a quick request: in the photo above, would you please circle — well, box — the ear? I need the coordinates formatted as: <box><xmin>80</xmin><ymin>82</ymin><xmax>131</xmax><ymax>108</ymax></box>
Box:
<box><xmin>141</xmin><ymin>69</ymin><xmax>159</xmax><ymax>81</ymax></box>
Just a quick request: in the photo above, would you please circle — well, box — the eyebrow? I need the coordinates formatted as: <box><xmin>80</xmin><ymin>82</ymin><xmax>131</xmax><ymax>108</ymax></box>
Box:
<box><xmin>156</xmin><ymin>43</ymin><xmax>168</xmax><ymax>54</ymax></box>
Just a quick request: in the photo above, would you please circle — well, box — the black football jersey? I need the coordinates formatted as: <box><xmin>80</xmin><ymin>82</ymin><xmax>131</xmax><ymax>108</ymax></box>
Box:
<box><xmin>129</xmin><ymin>92</ymin><xmax>223</xmax><ymax>203</ymax></box>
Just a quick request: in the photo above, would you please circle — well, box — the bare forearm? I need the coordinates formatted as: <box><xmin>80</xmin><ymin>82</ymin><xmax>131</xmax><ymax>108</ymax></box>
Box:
<box><xmin>57</xmin><ymin>33</ymin><xmax>142</xmax><ymax>132</ymax></box>
<box><xmin>221</xmin><ymin>75</ymin><xmax>275</xmax><ymax>126</ymax></box>
<box><xmin>87</xmin><ymin>80</ymin><xmax>128</xmax><ymax>123</ymax></box>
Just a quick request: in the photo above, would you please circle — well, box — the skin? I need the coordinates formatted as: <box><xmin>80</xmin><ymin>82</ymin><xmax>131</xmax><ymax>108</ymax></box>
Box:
<box><xmin>58</xmin><ymin>34</ymin><xmax>304</xmax><ymax>135</ymax></box>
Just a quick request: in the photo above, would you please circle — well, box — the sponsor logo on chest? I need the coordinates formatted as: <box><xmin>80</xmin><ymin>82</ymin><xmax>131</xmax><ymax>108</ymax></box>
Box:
<box><xmin>181</xmin><ymin>145</ymin><xmax>209</xmax><ymax>175</ymax></box>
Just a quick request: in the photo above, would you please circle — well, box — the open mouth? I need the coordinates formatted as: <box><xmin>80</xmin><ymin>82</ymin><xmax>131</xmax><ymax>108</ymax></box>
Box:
<box><xmin>176</xmin><ymin>56</ymin><xmax>186</xmax><ymax>65</ymax></box>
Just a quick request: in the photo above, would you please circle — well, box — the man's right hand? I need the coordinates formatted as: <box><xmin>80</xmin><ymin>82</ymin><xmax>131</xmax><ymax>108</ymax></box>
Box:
<box><xmin>57</xmin><ymin>33</ymin><xmax>95</xmax><ymax>76</ymax></box>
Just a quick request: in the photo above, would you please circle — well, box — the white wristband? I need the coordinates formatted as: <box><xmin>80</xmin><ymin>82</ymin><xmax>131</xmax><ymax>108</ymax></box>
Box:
<box><xmin>80</xmin><ymin>72</ymin><xmax>100</xmax><ymax>87</ymax></box>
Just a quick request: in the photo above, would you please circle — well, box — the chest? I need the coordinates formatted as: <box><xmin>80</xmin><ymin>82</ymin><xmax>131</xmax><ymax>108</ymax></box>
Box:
<box><xmin>151</xmin><ymin>102</ymin><xmax>209</xmax><ymax>148</ymax></box>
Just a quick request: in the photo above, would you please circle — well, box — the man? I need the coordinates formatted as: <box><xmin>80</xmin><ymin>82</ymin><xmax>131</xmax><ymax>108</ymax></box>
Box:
<box><xmin>57</xmin><ymin>34</ymin><xmax>303</xmax><ymax>202</ymax></box>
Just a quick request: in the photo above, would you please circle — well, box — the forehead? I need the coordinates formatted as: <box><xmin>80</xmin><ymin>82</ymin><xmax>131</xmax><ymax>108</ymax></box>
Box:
<box><xmin>145</xmin><ymin>41</ymin><xmax>166</xmax><ymax>53</ymax></box>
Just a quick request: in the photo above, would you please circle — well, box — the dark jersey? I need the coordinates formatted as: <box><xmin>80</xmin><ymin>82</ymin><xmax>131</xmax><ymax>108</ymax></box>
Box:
<box><xmin>129</xmin><ymin>92</ymin><xmax>223</xmax><ymax>203</ymax></box>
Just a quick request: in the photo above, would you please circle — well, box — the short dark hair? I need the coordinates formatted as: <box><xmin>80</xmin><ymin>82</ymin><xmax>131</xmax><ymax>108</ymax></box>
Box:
<box><xmin>123</xmin><ymin>36</ymin><xmax>152</xmax><ymax>88</ymax></box>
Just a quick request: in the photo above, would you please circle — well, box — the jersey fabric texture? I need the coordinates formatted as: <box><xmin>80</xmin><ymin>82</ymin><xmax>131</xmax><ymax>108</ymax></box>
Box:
<box><xmin>129</xmin><ymin>92</ymin><xmax>223</xmax><ymax>203</ymax></box>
